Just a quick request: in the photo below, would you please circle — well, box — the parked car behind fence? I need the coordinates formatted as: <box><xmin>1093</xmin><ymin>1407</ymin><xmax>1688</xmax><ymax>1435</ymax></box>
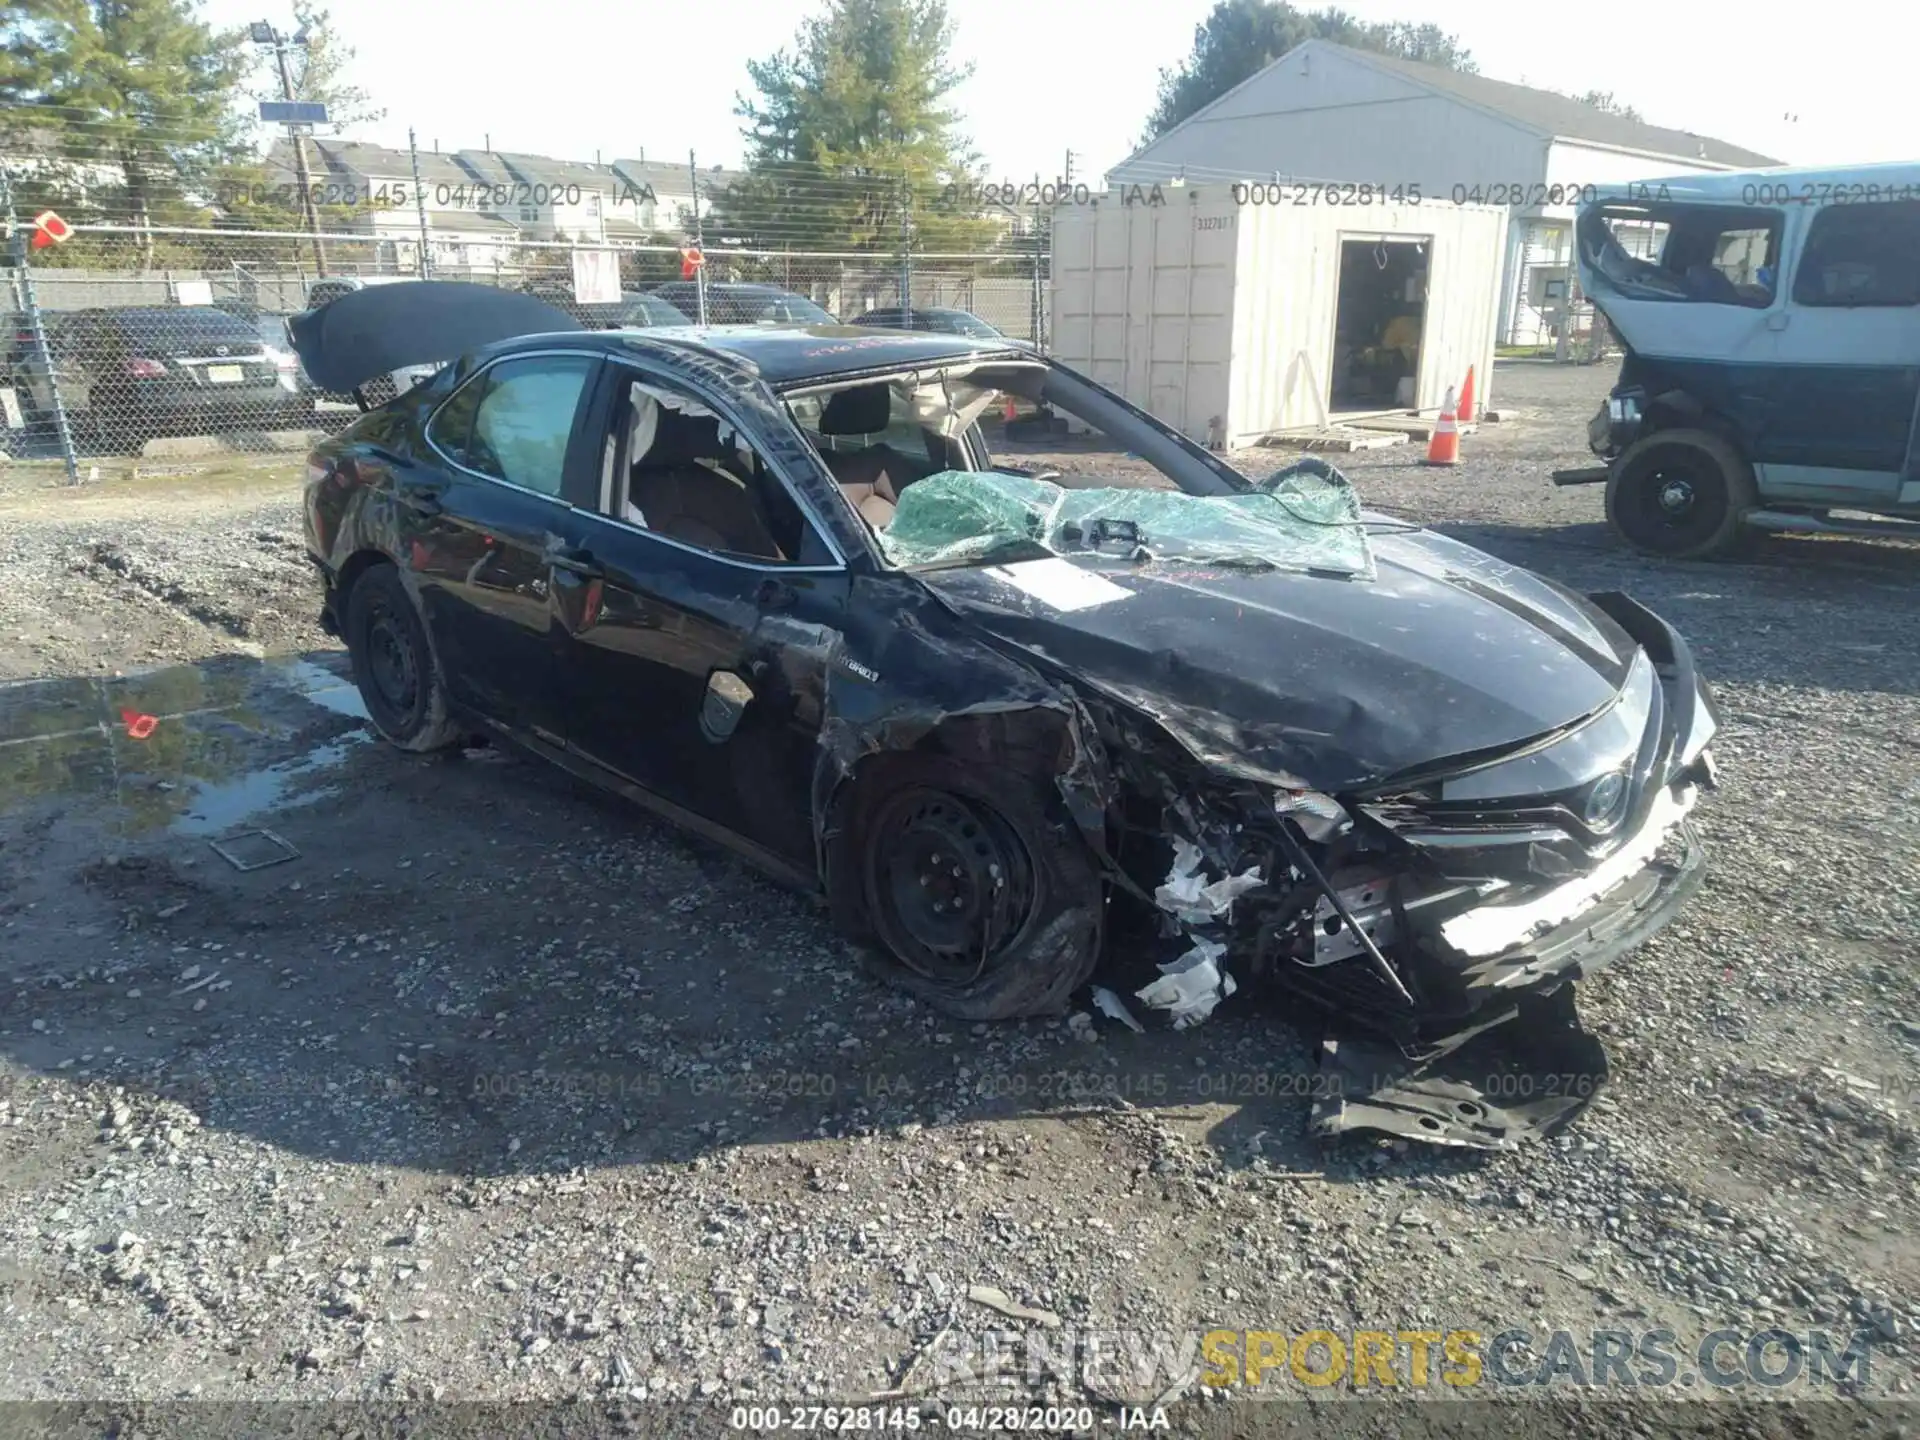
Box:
<box><xmin>6</xmin><ymin>306</ymin><xmax>314</xmax><ymax>452</ymax></box>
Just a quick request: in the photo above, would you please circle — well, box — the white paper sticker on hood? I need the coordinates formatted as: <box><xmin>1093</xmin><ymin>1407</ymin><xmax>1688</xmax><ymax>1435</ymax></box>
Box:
<box><xmin>984</xmin><ymin>557</ymin><xmax>1131</xmax><ymax>612</ymax></box>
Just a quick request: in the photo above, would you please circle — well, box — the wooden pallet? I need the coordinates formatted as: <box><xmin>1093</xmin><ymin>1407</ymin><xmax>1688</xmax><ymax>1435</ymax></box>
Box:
<box><xmin>1259</xmin><ymin>426</ymin><xmax>1410</xmax><ymax>452</ymax></box>
<box><xmin>1343</xmin><ymin>413</ymin><xmax>1481</xmax><ymax>441</ymax></box>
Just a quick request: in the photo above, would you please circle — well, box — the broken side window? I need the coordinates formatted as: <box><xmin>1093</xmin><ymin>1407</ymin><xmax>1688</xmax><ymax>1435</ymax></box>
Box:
<box><xmin>1580</xmin><ymin>203</ymin><xmax>1784</xmax><ymax>308</ymax></box>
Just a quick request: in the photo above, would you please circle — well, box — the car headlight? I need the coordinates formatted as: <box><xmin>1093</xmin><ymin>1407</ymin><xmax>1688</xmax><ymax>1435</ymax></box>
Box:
<box><xmin>1437</xmin><ymin>651</ymin><xmax>1655</xmax><ymax>804</ymax></box>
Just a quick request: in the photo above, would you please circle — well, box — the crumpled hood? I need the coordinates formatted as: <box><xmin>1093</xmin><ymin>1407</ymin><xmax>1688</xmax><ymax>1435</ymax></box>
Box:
<box><xmin>918</xmin><ymin>527</ymin><xmax>1642</xmax><ymax>792</ymax></box>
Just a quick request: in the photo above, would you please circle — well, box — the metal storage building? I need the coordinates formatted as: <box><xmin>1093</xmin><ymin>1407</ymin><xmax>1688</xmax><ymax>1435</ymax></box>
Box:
<box><xmin>1049</xmin><ymin>183</ymin><xmax>1509</xmax><ymax>449</ymax></box>
<box><xmin>1103</xmin><ymin>41</ymin><xmax>1777</xmax><ymax>349</ymax></box>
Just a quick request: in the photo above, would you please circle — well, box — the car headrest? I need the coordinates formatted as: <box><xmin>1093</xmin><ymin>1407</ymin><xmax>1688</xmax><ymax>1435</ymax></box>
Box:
<box><xmin>818</xmin><ymin>383</ymin><xmax>890</xmax><ymax>437</ymax></box>
<box><xmin>637</xmin><ymin>410</ymin><xmax>725</xmax><ymax>467</ymax></box>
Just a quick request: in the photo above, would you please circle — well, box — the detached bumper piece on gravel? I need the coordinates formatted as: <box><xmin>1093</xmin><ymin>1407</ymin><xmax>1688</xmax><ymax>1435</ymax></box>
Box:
<box><xmin>1311</xmin><ymin>821</ymin><xmax>1705</xmax><ymax>1149</ymax></box>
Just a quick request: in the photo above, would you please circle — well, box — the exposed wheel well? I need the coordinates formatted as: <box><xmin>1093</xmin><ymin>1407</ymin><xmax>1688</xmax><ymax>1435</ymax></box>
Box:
<box><xmin>1641</xmin><ymin>391</ymin><xmax>1748</xmax><ymax>460</ymax></box>
<box><xmin>899</xmin><ymin>710</ymin><xmax>1076</xmax><ymax>780</ymax></box>
<box><xmin>333</xmin><ymin>548</ymin><xmax>395</xmax><ymax>615</ymax></box>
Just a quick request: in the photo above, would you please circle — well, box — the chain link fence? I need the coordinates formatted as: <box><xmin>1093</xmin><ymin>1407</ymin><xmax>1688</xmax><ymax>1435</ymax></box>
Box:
<box><xmin>2</xmin><ymin>224</ymin><xmax>1052</xmax><ymax>475</ymax></box>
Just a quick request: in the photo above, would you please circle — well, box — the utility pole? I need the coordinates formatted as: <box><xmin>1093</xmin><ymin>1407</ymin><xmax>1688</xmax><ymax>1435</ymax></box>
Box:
<box><xmin>899</xmin><ymin>170</ymin><xmax>913</xmax><ymax>312</ymax></box>
<box><xmin>252</xmin><ymin>20</ymin><xmax>327</xmax><ymax>275</ymax></box>
<box><xmin>408</xmin><ymin>129</ymin><xmax>432</xmax><ymax>278</ymax></box>
<box><xmin>688</xmin><ymin>148</ymin><xmax>706</xmax><ymax>324</ymax></box>
<box><xmin>1064</xmin><ymin>150</ymin><xmax>1077</xmax><ymax>185</ymax></box>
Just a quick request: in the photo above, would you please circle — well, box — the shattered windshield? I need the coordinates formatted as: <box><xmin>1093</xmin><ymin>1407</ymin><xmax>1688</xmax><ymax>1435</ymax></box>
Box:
<box><xmin>788</xmin><ymin>363</ymin><xmax>1378</xmax><ymax>580</ymax></box>
<box><xmin>877</xmin><ymin>465</ymin><xmax>1374</xmax><ymax>578</ymax></box>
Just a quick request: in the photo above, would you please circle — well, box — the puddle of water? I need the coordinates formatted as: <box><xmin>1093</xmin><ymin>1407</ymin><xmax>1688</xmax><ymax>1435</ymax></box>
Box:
<box><xmin>170</xmin><ymin>731</ymin><xmax>370</xmax><ymax>837</ymax></box>
<box><xmin>272</xmin><ymin>656</ymin><xmax>369</xmax><ymax>721</ymax></box>
<box><xmin>0</xmin><ymin>651</ymin><xmax>371</xmax><ymax>831</ymax></box>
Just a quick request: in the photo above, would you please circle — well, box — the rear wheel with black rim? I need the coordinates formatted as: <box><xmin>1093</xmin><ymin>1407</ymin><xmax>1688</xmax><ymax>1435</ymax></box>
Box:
<box><xmin>831</xmin><ymin>754</ymin><xmax>1103</xmax><ymax>1020</ymax></box>
<box><xmin>1605</xmin><ymin>428</ymin><xmax>1755</xmax><ymax>559</ymax></box>
<box><xmin>344</xmin><ymin>563</ymin><xmax>463</xmax><ymax>752</ymax></box>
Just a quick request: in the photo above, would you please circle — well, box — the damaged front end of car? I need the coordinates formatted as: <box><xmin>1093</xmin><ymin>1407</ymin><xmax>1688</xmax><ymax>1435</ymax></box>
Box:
<box><xmin>1081</xmin><ymin>590</ymin><xmax>1718</xmax><ymax>1151</ymax></box>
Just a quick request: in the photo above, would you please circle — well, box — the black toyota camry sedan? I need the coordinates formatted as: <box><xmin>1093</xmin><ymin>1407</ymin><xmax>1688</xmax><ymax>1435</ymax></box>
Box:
<box><xmin>290</xmin><ymin>282</ymin><xmax>1719</xmax><ymax>1149</ymax></box>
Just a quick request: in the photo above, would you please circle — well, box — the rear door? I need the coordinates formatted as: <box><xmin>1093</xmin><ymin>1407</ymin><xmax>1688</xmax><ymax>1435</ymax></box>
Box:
<box><xmin>1772</xmin><ymin>199</ymin><xmax>1920</xmax><ymax>505</ymax></box>
<box><xmin>406</xmin><ymin>350</ymin><xmax>602</xmax><ymax>743</ymax></box>
<box><xmin>550</xmin><ymin>361</ymin><xmax>853</xmax><ymax>867</ymax></box>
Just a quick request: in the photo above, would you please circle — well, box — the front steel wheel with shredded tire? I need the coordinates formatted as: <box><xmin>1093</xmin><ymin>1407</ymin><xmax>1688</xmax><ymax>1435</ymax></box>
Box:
<box><xmin>831</xmin><ymin>754</ymin><xmax>1104</xmax><ymax>1021</ymax></box>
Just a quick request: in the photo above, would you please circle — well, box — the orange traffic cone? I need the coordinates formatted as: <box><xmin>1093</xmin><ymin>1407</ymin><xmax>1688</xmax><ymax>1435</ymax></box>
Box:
<box><xmin>1422</xmin><ymin>386</ymin><xmax>1460</xmax><ymax>467</ymax></box>
<box><xmin>1457</xmin><ymin>365</ymin><xmax>1476</xmax><ymax>424</ymax></box>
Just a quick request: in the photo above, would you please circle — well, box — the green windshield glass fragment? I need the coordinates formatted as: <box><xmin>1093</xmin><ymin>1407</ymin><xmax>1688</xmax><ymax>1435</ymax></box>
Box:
<box><xmin>875</xmin><ymin>462</ymin><xmax>1374</xmax><ymax>578</ymax></box>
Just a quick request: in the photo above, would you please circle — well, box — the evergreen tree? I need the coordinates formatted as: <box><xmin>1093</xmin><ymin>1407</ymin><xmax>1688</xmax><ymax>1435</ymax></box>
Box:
<box><xmin>711</xmin><ymin>0</ymin><xmax>996</xmax><ymax>253</ymax></box>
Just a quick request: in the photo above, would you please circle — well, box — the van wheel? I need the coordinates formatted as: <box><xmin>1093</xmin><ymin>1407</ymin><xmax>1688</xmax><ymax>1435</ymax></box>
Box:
<box><xmin>1606</xmin><ymin>428</ymin><xmax>1756</xmax><ymax>559</ymax></box>
<box><xmin>344</xmin><ymin>564</ymin><xmax>463</xmax><ymax>752</ymax></box>
<box><xmin>830</xmin><ymin>754</ymin><xmax>1103</xmax><ymax>1021</ymax></box>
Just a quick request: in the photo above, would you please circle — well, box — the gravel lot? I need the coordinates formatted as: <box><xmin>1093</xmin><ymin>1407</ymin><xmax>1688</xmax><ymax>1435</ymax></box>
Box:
<box><xmin>1</xmin><ymin>361</ymin><xmax>1917</xmax><ymax>1431</ymax></box>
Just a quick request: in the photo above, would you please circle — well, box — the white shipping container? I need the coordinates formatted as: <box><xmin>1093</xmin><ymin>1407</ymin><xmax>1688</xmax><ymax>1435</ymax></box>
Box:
<box><xmin>1049</xmin><ymin>185</ymin><xmax>1508</xmax><ymax>447</ymax></box>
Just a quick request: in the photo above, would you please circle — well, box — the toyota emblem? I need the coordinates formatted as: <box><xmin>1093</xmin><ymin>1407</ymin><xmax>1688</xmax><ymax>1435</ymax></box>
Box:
<box><xmin>1583</xmin><ymin>772</ymin><xmax>1629</xmax><ymax>832</ymax></box>
<box><xmin>215</xmin><ymin>344</ymin><xmax>230</xmax><ymax>355</ymax></box>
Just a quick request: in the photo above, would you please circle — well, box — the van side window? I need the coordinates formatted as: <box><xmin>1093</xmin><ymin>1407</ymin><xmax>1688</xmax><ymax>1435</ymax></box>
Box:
<box><xmin>1792</xmin><ymin>201</ymin><xmax>1920</xmax><ymax>308</ymax></box>
<box><xmin>1582</xmin><ymin>205</ymin><xmax>1782</xmax><ymax>307</ymax></box>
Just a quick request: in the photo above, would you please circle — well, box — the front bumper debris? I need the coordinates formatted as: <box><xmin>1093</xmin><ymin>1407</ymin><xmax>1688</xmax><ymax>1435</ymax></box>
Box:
<box><xmin>1313</xmin><ymin>984</ymin><xmax>1605</xmax><ymax>1148</ymax></box>
<box><xmin>1311</xmin><ymin>820</ymin><xmax>1705</xmax><ymax>1148</ymax></box>
<box><xmin>1101</xmin><ymin>581</ymin><xmax>1713</xmax><ymax>1151</ymax></box>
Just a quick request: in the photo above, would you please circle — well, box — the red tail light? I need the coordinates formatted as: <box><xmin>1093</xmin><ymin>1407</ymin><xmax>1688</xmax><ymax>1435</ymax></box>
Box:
<box><xmin>124</xmin><ymin>357</ymin><xmax>167</xmax><ymax>379</ymax></box>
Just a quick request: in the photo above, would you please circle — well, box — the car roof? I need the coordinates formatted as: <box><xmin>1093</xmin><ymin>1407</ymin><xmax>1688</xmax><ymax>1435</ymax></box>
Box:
<box><xmin>1585</xmin><ymin>159</ymin><xmax>1920</xmax><ymax>207</ymax></box>
<box><xmin>473</xmin><ymin>324</ymin><xmax>1030</xmax><ymax>386</ymax></box>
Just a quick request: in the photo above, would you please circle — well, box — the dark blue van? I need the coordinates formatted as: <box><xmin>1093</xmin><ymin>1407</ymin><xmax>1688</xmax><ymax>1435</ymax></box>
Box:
<box><xmin>1573</xmin><ymin>162</ymin><xmax>1920</xmax><ymax>558</ymax></box>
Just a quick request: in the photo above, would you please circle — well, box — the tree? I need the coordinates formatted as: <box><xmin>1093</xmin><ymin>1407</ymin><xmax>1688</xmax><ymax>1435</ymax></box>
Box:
<box><xmin>0</xmin><ymin>0</ymin><xmax>250</xmax><ymax>258</ymax></box>
<box><xmin>711</xmin><ymin>0</ymin><xmax>996</xmax><ymax>253</ymax></box>
<box><xmin>1144</xmin><ymin>0</ymin><xmax>1475</xmax><ymax>142</ymax></box>
<box><xmin>1571</xmin><ymin>89</ymin><xmax>1642</xmax><ymax>122</ymax></box>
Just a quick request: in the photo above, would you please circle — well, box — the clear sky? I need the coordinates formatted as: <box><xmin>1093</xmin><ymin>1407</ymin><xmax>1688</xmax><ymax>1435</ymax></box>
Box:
<box><xmin>206</xmin><ymin>0</ymin><xmax>1915</xmax><ymax>179</ymax></box>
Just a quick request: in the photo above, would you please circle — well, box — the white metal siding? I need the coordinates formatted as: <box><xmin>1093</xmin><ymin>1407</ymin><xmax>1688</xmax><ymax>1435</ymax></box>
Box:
<box><xmin>1050</xmin><ymin>197</ymin><xmax>1237</xmax><ymax>440</ymax></box>
<box><xmin>1541</xmin><ymin>141</ymin><xmax>1734</xmax><ymax>219</ymax></box>
<box><xmin>1052</xmin><ymin>187</ymin><xmax>1505</xmax><ymax>447</ymax></box>
<box><xmin>1225</xmin><ymin>202</ymin><xmax>1339</xmax><ymax>442</ymax></box>
<box><xmin>1413</xmin><ymin>203</ymin><xmax>1507</xmax><ymax>416</ymax></box>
